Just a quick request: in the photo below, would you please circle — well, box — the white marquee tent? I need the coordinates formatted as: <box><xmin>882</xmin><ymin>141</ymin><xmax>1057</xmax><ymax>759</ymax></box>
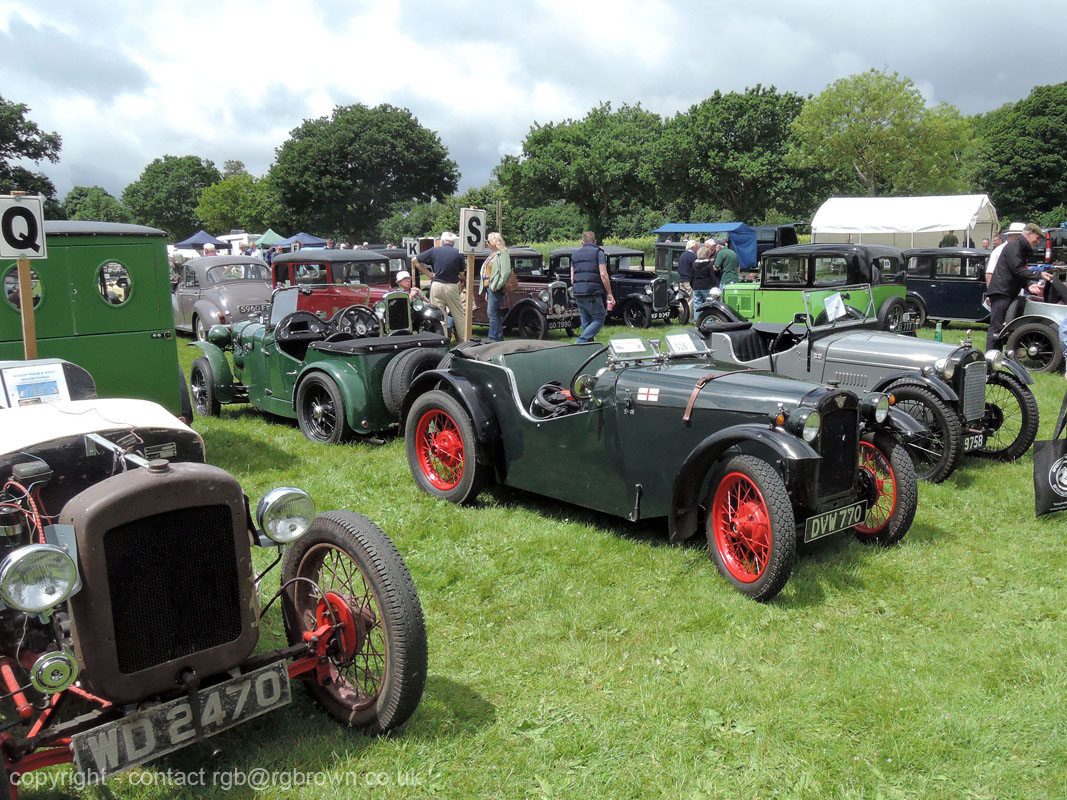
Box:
<box><xmin>811</xmin><ymin>194</ymin><xmax>1000</xmax><ymax>249</ymax></box>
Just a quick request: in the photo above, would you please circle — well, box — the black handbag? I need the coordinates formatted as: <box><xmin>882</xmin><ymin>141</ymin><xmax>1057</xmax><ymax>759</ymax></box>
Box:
<box><xmin>1033</xmin><ymin>390</ymin><xmax>1067</xmax><ymax>517</ymax></box>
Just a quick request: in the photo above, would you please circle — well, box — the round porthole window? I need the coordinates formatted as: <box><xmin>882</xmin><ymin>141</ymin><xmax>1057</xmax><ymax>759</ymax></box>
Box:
<box><xmin>2</xmin><ymin>266</ymin><xmax>43</xmax><ymax>311</ymax></box>
<box><xmin>97</xmin><ymin>262</ymin><xmax>132</xmax><ymax>306</ymax></box>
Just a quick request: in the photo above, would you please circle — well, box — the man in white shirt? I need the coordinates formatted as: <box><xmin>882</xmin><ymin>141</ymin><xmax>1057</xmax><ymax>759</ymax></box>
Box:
<box><xmin>985</xmin><ymin>224</ymin><xmax>1025</xmax><ymax>288</ymax></box>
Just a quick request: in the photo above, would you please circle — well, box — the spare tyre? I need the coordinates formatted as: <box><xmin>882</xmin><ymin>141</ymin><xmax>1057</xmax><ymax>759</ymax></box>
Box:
<box><xmin>382</xmin><ymin>349</ymin><xmax>445</xmax><ymax>418</ymax></box>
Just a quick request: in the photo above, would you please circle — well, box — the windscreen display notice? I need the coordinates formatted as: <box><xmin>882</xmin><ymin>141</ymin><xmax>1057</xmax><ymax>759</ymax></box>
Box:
<box><xmin>0</xmin><ymin>363</ymin><xmax>71</xmax><ymax>408</ymax></box>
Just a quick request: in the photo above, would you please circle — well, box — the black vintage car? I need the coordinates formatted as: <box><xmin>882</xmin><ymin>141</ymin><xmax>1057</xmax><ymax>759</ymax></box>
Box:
<box><xmin>901</xmin><ymin>247</ymin><xmax>991</xmax><ymax>326</ymax></box>
<box><xmin>470</xmin><ymin>246</ymin><xmax>580</xmax><ymax>338</ymax></box>
<box><xmin>0</xmin><ymin>360</ymin><xmax>426</xmax><ymax>789</ymax></box>
<box><xmin>550</xmin><ymin>246</ymin><xmax>690</xmax><ymax>328</ymax></box>
<box><xmin>401</xmin><ymin>332</ymin><xmax>920</xmax><ymax>601</ymax></box>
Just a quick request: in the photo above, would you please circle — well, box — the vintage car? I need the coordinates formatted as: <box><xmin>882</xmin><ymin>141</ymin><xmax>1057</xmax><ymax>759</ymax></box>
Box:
<box><xmin>697</xmin><ymin>286</ymin><xmax>1039</xmax><ymax>483</ymax></box>
<box><xmin>998</xmin><ymin>275</ymin><xmax>1067</xmax><ymax>372</ymax></box>
<box><xmin>271</xmin><ymin>249</ymin><xmax>445</xmax><ymax>336</ymax></box>
<box><xmin>469</xmin><ymin>246</ymin><xmax>580</xmax><ymax>338</ymax></box>
<box><xmin>172</xmin><ymin>255</ymin><xmax>272</xmax><ymax>340</ymax></box>
<box><xmin>901</xmin><ymin>247</ymin><xmax>990</xmax><ymax>326</ymax></box>
<box><xmin>0</xmin><ymin>359</ymin><xmax>426</xmax><ymax>789</ymax></box>
<box><xmin>190</xmin><ymin>286</ymin><xmax>449</xmax><ymax>443</ymax></box>
<box><xmin>401</xmin><ymin>332</ymin><xmax>920</xmax><ymax>601</ymax></box>
<box><xmin>703</xmin><ymin>244</ymin><xmax>911</xmax><ymax>334</ymax></box>
<box><xmin>550</xmin><ymin>246</ymin><xmax>690</xmax><ymax>328</ymax></box>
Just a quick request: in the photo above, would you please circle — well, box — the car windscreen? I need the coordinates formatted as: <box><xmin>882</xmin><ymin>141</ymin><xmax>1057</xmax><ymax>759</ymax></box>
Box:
<box><xmin>269</xmin><ymin>290</ymin><xmax>298</xmax><ymax>326</ymax></box>
<box><xmin>334</xmin><ymin>260</ymin><xmax>389</xmax><ymax>286</ymax></box>
<box><xmin>207</xmin><ymin>263</ymin><xmax>269</xmax><ymax>283</ymax></box>
<box><xmin>610</xmin><ymin>255</ymin><xmax>646</xmax><ymax>273</ymax></box>
<box><xmin>763</xmin><ymin>255</ymin><xmax>807</xmax><ymax>286</ymax></box>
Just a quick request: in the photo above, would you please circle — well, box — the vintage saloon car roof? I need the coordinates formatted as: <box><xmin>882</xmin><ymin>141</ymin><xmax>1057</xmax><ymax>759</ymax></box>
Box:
<box><xmin>184</xmin><ymin>255</ymin><xmax>269</xmax><ymax>274</ymax></box>
<box><xmin>763</xmin><ymin>243</ymin><xmax>904</xmax><ymax>261</ymax></box>
<box><xmin>273</xmin><ymin>250</ymin><xmax>389</xmax><ymax>265</ymax></box>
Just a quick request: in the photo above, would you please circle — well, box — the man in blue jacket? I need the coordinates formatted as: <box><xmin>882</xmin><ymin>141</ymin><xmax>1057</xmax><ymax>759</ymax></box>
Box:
<box><xmin>570</xmin><ymin>232</ymin><xmax>614</xmax><ymax>344</ymax></box>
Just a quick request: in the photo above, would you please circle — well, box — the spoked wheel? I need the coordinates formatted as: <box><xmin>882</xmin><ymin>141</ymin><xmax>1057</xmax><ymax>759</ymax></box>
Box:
<box><xmin>903</xmin><ymin>297</ymin><xmax>927</xmax><ymax>328</ymax></box>
<box><xmin>296</xmin><ymin>374</ymin><xmax>350</xmax><ymax>444</ymax></box>
<box><xmin>696</xmin><ymin>307</ymin><xmax>736</xmax><ymax>332</ymax></box>
<box><xmin>673</xmin><ymin>301</ymin><xmax>692</xmax><ymax>326</ymax></box>
<box><xmin>517</xmin><ymin>306</ymin><xmax>548</xmax><ymax>339</ymax></box>
<box><xmin>1005</xmin><ymin>322</ymin><xmax>1062</xmax><ymax>373</ymax></box>
<box><xmin>853</xmin><ymin>432</ymin><xmax>917</xmax><ymax>546</ymax></box>
<box><xmin>888</xmin><ymin>384</ymin><xmax>962</xmax><ymax>483</ymax></box>
<box><xmin>706</xmin><ymin>455</ymin><xmax>796</xmax><ymax>601</ymax></box>
<box><xmin>623</xmin><ymin>301</ymin><xmax>651</xmax><ymax>329</ymax></box>
<box><xmin>974</xmin><ymin>371</ymin><xmax>1040</xmax><ymax>461</ymax></box>
<box><xmin>281</xmin><ymin>511</ymin><xmax>427</xmax><ymax>734</ymax></box>
<box><xmin>405</xmin><ymin>390</ymin><xmax>487</xmax><ymax>504</ymax></box>
<box><xmin>190</xmin><ymin>357</ymin><xmax>220</xmax><ymax>416</ymax></box>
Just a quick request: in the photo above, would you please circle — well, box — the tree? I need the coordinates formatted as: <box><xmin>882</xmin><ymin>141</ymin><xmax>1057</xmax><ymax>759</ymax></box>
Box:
<box><xmin>270</xmin><ymin>104</ymin><xmax>458</xmax><ymax>240</ymax></box>
<box><xmin>497</xmin><ymin>102</ymin><xmax>663</xmax><ymax>240</ymax></box>
<box><xmin>788</xmin><ymin>69</ymin><xmax>970</xmax><ymax>197</ymax></box>
<box><xmin>196</xmin><ymin>173</ymin><xmax>282</xmax><ymax>233</ymax></box>
<box><xmin>62</xmin><ymin>185</ymin><xmax>132</xmax><ymax>222</ymax></box>
<box><xmin>121</xmin><ymin>155</ymin><xmax>221</xmax><ymax>238</ymax></box>
<box><xmin>966</xmin><ymin>82</ymin><xmax>1067</xmax><ymax>219</ymax></box>
<box><xmin>0</xmin><ymin>94</ymin><xmax>63</xmax><ymax>216</ymax></box>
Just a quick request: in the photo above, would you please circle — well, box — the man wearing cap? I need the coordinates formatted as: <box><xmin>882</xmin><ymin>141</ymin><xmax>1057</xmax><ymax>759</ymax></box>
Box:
<box><xmin>987</xmin><ymin>222</ymin><xmax>1052</xmax><ymax>341</ymax></box>
<box><xmin>985</xmin><ymin>223</ymin><xmax>1025</xmax><ymax>289</ymax></box>
<box><xmin>677</xmin><ymin>240</ymin><xmax>698</xmax><ymax>314</ymax></box>
<box><xmin>713</xmin><ymin>238</ymin><xmax>739</xmax><ymax>287</ymax></box>
<box><xmin>395</xmin><ymin>270</ymin><xmax>426</xmax><ymax>302</ymax></box>
<box><xmin>412</xmin><ymin>231</ymin><xmax>466</xmax><ymax>342</ymax></box>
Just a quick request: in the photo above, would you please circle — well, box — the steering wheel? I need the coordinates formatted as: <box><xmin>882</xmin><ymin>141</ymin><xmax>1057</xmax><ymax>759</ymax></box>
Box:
<box><xmin>333</xmin><ymin>304</ymin><xmax>381</xmax><ymax>338</ymax></box>
<box><xmin>770</xmin><ymin>318</ymin><xmax>808</xmax><ymax>355</ymax></box>
<box><xmin>275</xmin><ymin>310</ymin><xmax>327</xmax><ymax>341</ymax></box>
<box><xmin>569</xmin><ymin>345</ymin><xmax>609</xmax><ymax>398</ymax></box>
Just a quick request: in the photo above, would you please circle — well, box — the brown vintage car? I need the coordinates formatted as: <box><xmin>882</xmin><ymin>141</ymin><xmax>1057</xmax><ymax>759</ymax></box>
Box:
<box><xmin>469</xmin><ymin>246</ymin><xmax>580</xmax><ymax>339</ymax></box>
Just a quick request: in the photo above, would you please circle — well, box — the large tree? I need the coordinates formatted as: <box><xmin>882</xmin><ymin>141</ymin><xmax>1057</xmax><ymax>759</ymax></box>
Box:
<box><xmin>270</xmin><ymin>104</ymin><xmax>458</xmax><ymax>240</ymax></box>
<box><xmin>196</xmin><ymin>171</ymin><xmax>282</xmax><ymax>234</ymax></box>
<box><xmin>966</xmin><ymin>82</ymin><xmax>1067</xmax><ymax>219</ymax></box>
<box><xmin>122</xmin><ymin>155</ymin><xmax>221</xmax><ymax>238</ymax></box>
<box><xmin>0</xmin><ymin>94</ymin><xmax>63</xmax><ymax>216</ymax></box>
<box><xmin>62</xmin><ymin>185</ymin><xmax>132</xmax><ymax>222</ymax></box>
<box><xmin>788</xmin><ymin>69</ymin><xmax>971</xmax><ymax>197</ymax></box>
<box><xmin>497</xmin><ymin>102</ymin><xmax>663</xmax><ymax>240</ymax></box>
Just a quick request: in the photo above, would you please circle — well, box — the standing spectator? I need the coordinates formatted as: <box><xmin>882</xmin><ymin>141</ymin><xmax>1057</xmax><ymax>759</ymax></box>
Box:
<box><xmin>939</xmin><ymin>230</ymin><xmax>959</xmax><ymax>247</ymax></box>
<box><xmin>987</xmin><ymin>223</ymin><xmax>1052</xmax><ymax>341</ymax></box>
<box><xmin>571</xmin><ymin>231</ymin><xmax>614</xmax><ymax>344</ymax></box>
<box><xmin>677</xmin><ymin>239</ymin><xmax>698</xmax><ymax>314</ymax></box>
<box><xmin>981</xmin><ymin>238</ymin><xmax>990</xmax><ymax>250</ymax></box>
<box><xmin>248</xmin><ymin>241</ymin><xmax>261</xmax><ymax>259</ymax></box>
<box><xmin>204</xmin><ymin>243</ymin><xmax>217</xmax><ymax>256</ymax></box>
<box><xmin>325</xmin><ymin>238</ymin><xmax>336</xmax><ymax>249</ymax></box>
<box><xmin>481</xmin><ymin>232</ymin><xmax>512</xmax><ymax>342</ymax></box>
<box><xmin>411</xmin><ymin>231</ymin><xmax>467</xmax><ymax>343</ymax></box>
<box><xmin>985</xmin><ymin>224</ymin><xmax>1024</xmax><ymax>288</ymax></box>
<box><xmin>713</xmin><ymin>238</ymin><xmax>740</xmax><ymax>287</ymax></box>
<box><xmin>691</xmin><ymin>245</ymin><xmax>716</xmax><ymax>310</ymax></box>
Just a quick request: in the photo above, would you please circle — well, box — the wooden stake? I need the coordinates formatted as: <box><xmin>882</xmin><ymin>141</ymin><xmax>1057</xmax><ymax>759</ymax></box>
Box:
<box><xmin>16</xmin><ymin>257</ymin><xmax>37</xmax><ymax>359</ymax></box>
<box><xmin>464</xmin><ymin>253</ymin><xmax>475</xmax><ymax>341</ymax></box>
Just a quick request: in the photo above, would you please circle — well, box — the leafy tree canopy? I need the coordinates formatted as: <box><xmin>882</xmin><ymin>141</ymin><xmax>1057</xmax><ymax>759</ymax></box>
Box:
<box><xmin>270</xmin><ymin>103</ymin><xmax>458</xmax><ymax>241</ymax></box>
<box><xmin>121</xmin><ymin>155</ymin><xmax>221</xmax><ymax>239</ymax></box>
<box><xmin>0</xmin><ymin>94</ymin><xmax>62</xmax><ymax>215</ymax></box>
<box><xmin>196</xmin><ymin>173</ymin><xmax>282</xmax><ymax>234</ymax></box>
<box><xmin>62</xmin><ymin>185</ymin><xmax>132</xmax><ymax>223</ymax></box>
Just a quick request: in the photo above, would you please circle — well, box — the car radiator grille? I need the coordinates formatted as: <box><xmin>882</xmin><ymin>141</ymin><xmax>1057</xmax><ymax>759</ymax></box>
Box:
<box><xmin>104</xmin><ymin>504</ymin><xmax>243</xmax><ymax>674</ymax></box>
<box><xmin>551</xmin><ymin>285</ymin><xmax>568</xmax><ymax>309</ymax></box>
<box><xmin>818</xmin><ymin>408</ymin><xmax>858</xmax><ymax>498</ymax></box>
<box><xmin>652</xmin><ymin>279</ymin><xmax>668</xmax><ymax>309</ymax></box>
<box><xmin>386</xmin><ymin>297</ymin><xmax>410</xmax><ymax>331</ymax></box>
<box><xmin>960</xmin><ymin>361</ymin><xmax>987</xmax><ymax>421</ymax></box>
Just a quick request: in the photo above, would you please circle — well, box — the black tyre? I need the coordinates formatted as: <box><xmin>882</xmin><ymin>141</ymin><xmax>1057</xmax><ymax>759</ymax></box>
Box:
<box><xmin>853</xmin><ymin>431</ymin><xmax>917</xmax><ymax>546</ymax></box>
<box><xmin>281</xmin><ymin>511</ymin><xmax>427</xmax><ymax>734</ymax></box>
<box><xmin>622</xmin><ymin>301</ymin><xmax>652</xmax><ymax>329</ymax></box>
<box><xmin>696</xmin><ymin>307</ymin><xmax>736</xmax><ymax>331</ymax></box>
<box><xmin>877</xmin><ymin>296</ymin><xmax>908</xmax><ymax>333</ymax></box>
<box><xmin>194</xmin><ymin>315</ymin><xmax>208</xmax><ymax>342</ymax></box>
<box><xmin>296</xmin><ymin>373</ymin><xmax>350</xmax><ymax>445</ymax></box>
<box><xmin>706</xmin><ymin>455</ymin><xmax>797</xmax><ymax>601</ymax></box>
<box><xmin>178</xmin><ymin>365</ymin><xmax>194</xmax><ymax>422</ymax></box>
<box><xmin>190</xmin><ymin>357</ymin><xmax>220</xmax><ymax>417</ymax></box>
<box><xmin>673</xmin><ymin>301</ymin><xmax>692</xmax><ymax>326</ymax></box>
<box><xmin>406</xmin><ymin>389</ymin><xmax>487</xmax><ymax>504</ymax></box>
<box><xmin>1004</xmin><ymin>296</ymin><xmax>1027</xmax><ymax>327</ymax></box>
<box><xmin>974</xmin><ymin>371</ymin><xmax>1040</xmax><ymax>461</ymax></box>
<box><xmin>1005</xmin><ymin>322</ymin><xmax>1062</xmax><ymax>373</ymax></box>
<box><xmin>887</xmin><ymin>383</ymin><xmax>962</xmax><ymax>483</ymax></box>
<box><xmin>903</xmin><ymin>296</ymin><xmax>927</xmax><ymax>328</ymax></box>
<box><xmin>517</xmin><ymin>306</ymin><xmax>548</xmax><ymax>340</ymax></box>
<box><xmin>381</xmin><ymin>349</ymin><xmax>445</xmax><ymax>419</ymax></box>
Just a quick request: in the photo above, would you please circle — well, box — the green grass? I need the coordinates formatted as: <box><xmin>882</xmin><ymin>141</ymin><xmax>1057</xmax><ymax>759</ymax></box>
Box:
<box><xmin>47</xmin><ymin>324</ymin><xmax>1067</xmax><ymax>799</ymax></box>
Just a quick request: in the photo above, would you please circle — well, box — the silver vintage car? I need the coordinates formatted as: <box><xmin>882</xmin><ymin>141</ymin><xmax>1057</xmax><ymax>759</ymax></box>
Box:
<box><xmin>172</xmin><ymin>256</ymin><xmax>272</xmax><ymax>340</ymax></box>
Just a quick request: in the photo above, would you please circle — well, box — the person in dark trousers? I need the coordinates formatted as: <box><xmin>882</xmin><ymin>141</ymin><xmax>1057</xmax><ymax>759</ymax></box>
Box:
<box><xmin>411</xmin><ymin>231</ymin><xmax>467</xmax><ymax>343</ymax></box>
<box><xmin>677</xmin><ymin>239</ymin><xmax>698</xmax><ymax>315</ymax></box>
<box><xmin>987</xmin><ymin>223</ymin><xmax>1052</xmax><ymax>341</ymax></box>
<box><xmin>570</xmin><ymin>231</ymin><xmax>614</xmax><ymax>344</ymax></box>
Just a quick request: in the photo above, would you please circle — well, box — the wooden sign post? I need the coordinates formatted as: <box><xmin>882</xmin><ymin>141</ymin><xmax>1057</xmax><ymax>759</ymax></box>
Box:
<box><xmin>0</xmin><ymin>193</ymin><xmax>47</xmax><ymax>359</ymax></box>
<box><xmin>458</xmin><ymin>207</ymin><xmax>487</xmax><ymax>342</ymax></box>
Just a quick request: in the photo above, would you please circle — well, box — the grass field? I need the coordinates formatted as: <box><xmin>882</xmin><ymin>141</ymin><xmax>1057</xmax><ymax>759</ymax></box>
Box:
<box><xmin>54</xmin><ymin>323</ymin><xmax>1067</xmax><ymax>799</ymax></box>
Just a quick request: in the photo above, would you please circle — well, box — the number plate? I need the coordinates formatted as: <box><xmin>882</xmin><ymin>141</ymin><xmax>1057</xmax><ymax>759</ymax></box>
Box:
<box><xmin>650</xmin><ymin>310</ymin><xmax>670</xmax><ymax>320</ymax></box>
<box><xmin>803</xmin><ymin>501</ymin><xmax>867</xmax><ymax>543</ymax></box>
<box><xmin>72</xmin><ymin>661</ymin><xmax>291</xmax><ymax>782</ymax></box>
<box><xmin>962</xmin><ymin>432</ymin><xmax>986</xmax><ymax>452</ymax></box>
<box><xmin>895</xmin><ymin>320</ymin><xmax>917</xmax><ymax>333</ymax></box>
<box><xmin>547</xmin><ymin>320</ymin><xmax>567</xmax><ymax>330</ymax></box>
<box><xmin>238</xmin><ymin>303</ymin><xmax>269</xmax><ymax>314</ymax></box>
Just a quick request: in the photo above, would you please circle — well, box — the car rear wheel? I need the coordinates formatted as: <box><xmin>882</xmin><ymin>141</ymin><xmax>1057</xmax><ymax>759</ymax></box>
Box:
<box><xmin>281</xmin><ymin>511</ymin><xmax>427</xmax><ymax>734</ymax></box>
<box><xmin>1005</xmin><ymin>322</ymin><xmax>1062</xmax><ymax>373</ymax></box>
<box><xmin>903</xmin><ymin>296</ymin><xmax>927</xmax><ymax>328</ymax></box>
<box><xmin>296</xmin><ymin>373</ymin><xmax>350</xmax><ymax>444</ymax></box>
<box><xmin>517</xmin><ymin>306</ymin><xmax>548</xmax><ymax>340</ymax></box>
<box><xmin>974</xmin><ymin>371</ymin><xmax>1039</xmax><ymax>461</ymax></box>
<box><xmin>706</xmin><ymin>455</ymin><xmax>796</xmax><ymax>601</ymax></box>
<box><xmin>406</xmin><ymin>390</ymin><xmax>486</xmax><ymax>504</ymax></box>
<box><xmin>887</xmin><ymin>384</ymin><xmax>961</xmax><ymax>483</ymax></box>
<box><xmin>194</xmin><ymin>315</ymin><xmax>208</xmax><ymax>342</ymax></box>
<box><xmin>853</xmin><ymin>432</ymin><xmax>917</xmax><ymax>546</ymax></box>
<box><xmin>382</xmin><ymin>349</ymin><xmax>445</xmax><ymax>418</ymax></box>
<box><xmin>190</xmin><ymin>357</ymin><xmax>220</xmax><ymax>416</ymax></box>
<box><xmin>877</xmin><ymin>296</ymin><xmax>908</xmax><ymax>333</ymax></box>
<box><xmin>622</xmin><ymin>301</ymin><xmax>651</xmax><ymax>329</ymax></box>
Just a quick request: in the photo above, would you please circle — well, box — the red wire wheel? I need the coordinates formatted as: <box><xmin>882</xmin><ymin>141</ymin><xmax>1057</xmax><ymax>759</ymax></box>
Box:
<box><xmin>405</xmin><ymin>390</ymin><xmax>488</xmax><ymax>504</ymax></box>
<box><xmin>852</xmin><ymin>432</ymin><xmax>917</xmax><ymax>546</ymax></box>
<box><xmin>711</xmin><ymin>472</ymin><xmax>772</xmax><ymax>582</ymax></box>
<box><xmin>413</xmin><ymin>408</ymin><xmax>465</xmax><ymax>491</ymax></box>
<box><xmin>855</xmin><ymin>441</ymin><xmax>897</xmax><ymax>534</ymax></box>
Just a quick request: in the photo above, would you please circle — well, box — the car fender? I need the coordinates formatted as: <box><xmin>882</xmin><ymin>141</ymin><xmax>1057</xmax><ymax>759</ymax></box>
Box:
<box><xmin>296</xmin><ymin>361</ymin><xmax>368</xmax><ymax>430</ymax></box>
<box><xmin>872</xmin><ymin>372</ymin><xmax>959</xmax><ymax>404</ymax></box>
<box><xmin>191</xmin><ymin>299</ymin><xmax>224</xmax><ymax>328</ymax></box>
<box><xmin>418</xmin><ymin>304</ymin><xmax>446</xmax><ymax>323</ymax></box>
<box><xmin>696</xmin><ymin>300</ymin><xmax>744</xmax><ymax>324</ymax></box>
<box><xmin>1002</xmin><ymin>313</ymin><xmax>1058</xmax><ymax>336</ymax></box>
<box><xmin>669</xmin><ymin>424</ymin><xmax>819</xmax><ymax>544</ymax></box>
<box><xmin>188</xmin><ymin>341</ymin><xmax>237</xmax><ymax>404</ymax></box>
<box><xmin>401</xmin><ymin>370</ymin><xmax>501</xmax><ymax>464</ymax></box>
<box><xmin>904</xmin><ymin>290</ymin><xmax>927</xmax><ymax>310</ymax></box>
<box><xmin>998</xmin><ymin>357</ymin><xmax>1033</xmax><ymax>385</ymax></box>
<box><xmin>502</xmin><ymin>297</ymin><xmax>548</xmax><ymax>326</ymax></box>
<box><xmin>881</xmin><ymin>407</ymin><xmax>926</xmax><ymax>438</ymax></box>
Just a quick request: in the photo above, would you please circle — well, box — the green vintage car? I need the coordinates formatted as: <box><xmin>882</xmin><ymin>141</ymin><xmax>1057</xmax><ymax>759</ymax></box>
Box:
<box><xmin>402</xmin><ymin>331</ymin><xmax>921</xmax><ymax>601</ymax></box>
<box><xmin>701</xmin><ymin>243</ymin><xmax>912</xmax><ymax>334</ymax></box>
<box><xmin>189</xmin><ymin>285</ymin><xmax>448</xmax><ymax>443</ymax></box>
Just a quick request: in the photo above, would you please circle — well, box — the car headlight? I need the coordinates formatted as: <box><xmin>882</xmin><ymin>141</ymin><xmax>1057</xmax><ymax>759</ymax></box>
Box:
<box><xmin>539</xmin><ymin>290</ymin><xmax>550</xmax><ymax>302</ymax></box>
<box><xmin>374</xmin><ymin>300</ymin><xmax>386</xmax><ymax>317</ymax></box>
<box><xmin>710</xmin><ymin>287</ymin><xmax>722</xmax><ymax>300</ymax></box>
<box><xmin>0</xmin><ymin>544</ymin><xmax>78</xmax><ymax>614</ymax></box>
<box><xmin>644</xmin><ymin>284</ymin><xmax>653</xmax><ymax>295</ymax></box>
<box><xmin>567</xmin><ymin>287</ymin><xmax>575</xmax><ymax>299</ymax></box>
<box><xmin>256</xmin><ymin>488</ymin><xmax>316</xmax><ymax>544</ymax></box>
<box><xmin>411</xmin><ymin>296</ymin><xmax>425</xmax><ymax>312</ymax></box>
<box><xmin>786</xmin><ymin>408</ymin><xmax>821</xmax><ymax>442</ymax></box>
<box><xmin>985</xmin><ymin>349</ymin><xmax>1004</xmax><ymax>370</ymax></box>
<box><xmin>934</xmin><ymin>357</ymin><xmax>955</xmax><ymax>380</ymax></box>
<box><xmin>861</xmin><ymin>392</ymin><xmax>890</xmax><ymax>423</ymax></box>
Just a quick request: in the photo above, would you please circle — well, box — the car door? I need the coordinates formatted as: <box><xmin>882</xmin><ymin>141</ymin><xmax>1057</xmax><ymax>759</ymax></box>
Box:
<box><xmin>176</xmin><ymin>265</ymin><xmax>200</xmax><ymax>329</ymax></box>
<box><xmin>904</xmin><ymin>254</ymin><xmax>936</xmax><ymax>316</ymax></box>
<box><xmin>931</xmin><ymin>256</ymin><xmax>985</xmax><ymax>320</ymax></box>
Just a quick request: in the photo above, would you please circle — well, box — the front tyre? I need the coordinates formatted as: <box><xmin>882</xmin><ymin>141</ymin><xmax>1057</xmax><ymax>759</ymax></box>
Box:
<box><xmin>854</xmin><ymin>432</ymin><xmax>917</xmax><ymax>546</ymax></box>
<box><xmin>887</xmin><ymin>383</ymin><xmax>962</xmax><ymax>483</ymax></box>
<box><xmin>1005</xmin><ymin>322</ymin><xmax>1062</xmax><ymax>373</ymax></box>
<box><xmin>706</xmin><ymin>455</ymin><xmax>796</xmax><ymax>601</ymax></box>
<box><xmin>190</xmin><ymin>357</ymin><xmax>220</xmax><ymax>416</ymax></box>
<box><xmin>296</xmin><ymin>373</ymin><xmax>350</xmax><ymax>445</ymax></box>
<box><xmin>622</xmin><ymin>301</ymin><xmax>652</xmax><ymax>329</ymax></box>
<box><xmin>673</xmin><ymin>300</ymin><xmax>692</xmax><ymax>326</ymax></box>
<box><xmin>517</xmin><ymin>306</ymin><xmax>548</xmax><ymax>340</ymax></box>
<box><xmin>974</xmin><ymin>371</ymin><xmax>1040</xmax><ymax>461</ymax></box>
<box><xmin>281</xmin><ymin>511</ymin><xmax>427</xmax><ymax>734</ymax></box>
<box><xmin>406</xmin><ymin>390</ymin><xmax>486</xmax><ymax>504</ymax></box>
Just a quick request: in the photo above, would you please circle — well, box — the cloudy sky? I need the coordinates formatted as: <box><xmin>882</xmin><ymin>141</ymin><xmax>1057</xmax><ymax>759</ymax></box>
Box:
<box><xmin>4</xmin><ymin>0</ymin><xmax>1065</xmax><ymax>202</ymax></box>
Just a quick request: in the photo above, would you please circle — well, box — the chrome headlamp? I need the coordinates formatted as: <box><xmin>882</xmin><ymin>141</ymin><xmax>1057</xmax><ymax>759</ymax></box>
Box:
<box><xmin>374</xmin><ymin>300</ymin><xmax>386</xmax><ymax>317</ymax></box>
<box><xmin>934</xmin><ymin>357</ymin><xmax>955</xmax><ymax>380</ymax></box>
<box><xmin>411</xmin><ymin>296</ymin><xmax>425</xmax><ymax>312</ymax></box>
<box><xmin>644</xmin><ymin>284</ymin><xmax>653</xmax><ymax>295</ymax></box>
<box><xmin>985</xmin><ymin>349</ymin><xmax>1004</xmax><ymax>370</ymax></box>
<box><xmin>0</xmin><ymin>544</ymin><xmax>78</xmax><ymax>614</ymax></box>
<box><xmin>786</xmin><ymin>408</ymin><xmax>821</xmax><ymax>442</ymax></box>
<box><xmin>860</xmin><ymin>392</ymin><xmax>891</xmax><ymax>424</ymax></box>
<box><xmin>256</xmin><ymin>488</ymin><xmax>316</xmax><ymax>544</ymax></box>
<box><xmin>539</xmin><ymin>290</ymin><xmax>550</xmax><ymax>302</ymax></box>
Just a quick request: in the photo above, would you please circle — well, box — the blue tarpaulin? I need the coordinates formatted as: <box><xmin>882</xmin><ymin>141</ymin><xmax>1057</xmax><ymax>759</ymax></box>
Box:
<box><xmin>277</xmin><ymin>232</ymin><xmax>328</xmax><ymax>248</ymax></box>
<box><xmin>651</xmin><ymin>223</ymin><xmax>758</xmax><ymax>268</ymax></box>
<box><xmin>173</xmin><ymin>229</ymin><xmax>227</xmax><ymax>248</ymax></box>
